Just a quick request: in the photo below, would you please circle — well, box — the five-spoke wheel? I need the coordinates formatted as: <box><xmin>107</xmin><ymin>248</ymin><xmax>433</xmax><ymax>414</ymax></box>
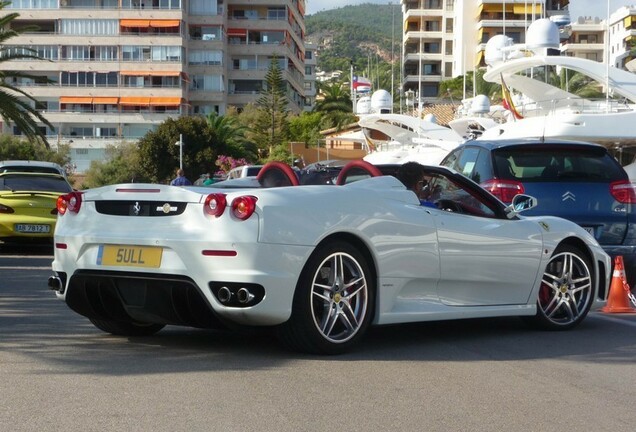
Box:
<box><xmin>278</xmin><ymin>241</ymin><xmax>375</xmax><ymax>354</ymax></box>
<box><xmin>527</xmin><ymin>244</ymin><xmax>594</xmax><ymax>330</ymax></box>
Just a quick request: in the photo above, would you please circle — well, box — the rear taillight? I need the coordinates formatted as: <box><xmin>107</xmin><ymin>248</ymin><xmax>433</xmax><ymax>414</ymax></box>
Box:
<box><xmin>56</xmin><ymin>192</ymin><xmax>83</xmax><ymax>215</ymax></box>
<box><xmin>610</xmin><ymin>180</ymin><xmax>636</xmax><ymax>204</ymax></box>
<box><xmin>203</xmin><ymin>193</ymin><xmax>227</xmax><ymax>217</ymax></box>
<box><xmin>481</xmin><ymin>179</ymin><xmax>524</xmax><ymax>204</ymax></box>
<box><xmin>0</xmin><ymin>204</ymin><xmax>14</xmax><ymax>214</ymax></box>
<box><xmin>231</xmin><ymin>196</ymin><xmax>257</xmax><ymax>220</ymax></box>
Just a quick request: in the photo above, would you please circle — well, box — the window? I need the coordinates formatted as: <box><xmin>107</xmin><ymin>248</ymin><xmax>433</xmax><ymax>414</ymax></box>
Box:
<box><xmin>0</xmin><ymin>175</ymin><xmax>72</xmax><ymax>193</ymax></box>
<box><xmin>190</xmin><ymin>0</ymin><xmax>217</xmax><ymax>15</ymax></box>
<box><xmin>60</xmin><ymin>19</ymin><xmax>118</xmax><ymax>35</ymax></box>
<box><xmin>268</xmin><ymin>7</ymin><xmax>285</xmax><ymax>20</ymax></box>
<box><xmin>190</xmin><ymin>75</ymin><xmax>224</xmax><ymax>91</ymax></box>
<box><xmin>189</xmin><ymin>50</ymin><xmax>223</xmax><ymax>65</ymax></box>
<box><xmin>424</xmin><ymin>42</ymin><xmax>440</xmax><ymax>53</ymax></box>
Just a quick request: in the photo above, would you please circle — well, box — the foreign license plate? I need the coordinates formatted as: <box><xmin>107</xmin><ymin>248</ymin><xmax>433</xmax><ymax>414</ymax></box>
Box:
<box><xmin>97</xmin><ymin>245</ymin><xmax>163</xmax><ymax>268</ymax></box>
<box><xmin>15</xmin><ymin>224</ymin><xmax>50</xmax><ymax>233</ymax></box>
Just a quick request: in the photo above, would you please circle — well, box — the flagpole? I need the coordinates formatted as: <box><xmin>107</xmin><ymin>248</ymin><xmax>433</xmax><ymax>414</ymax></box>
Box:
<box><xmin>606</xmin><ymin>0</ymin><xmax>610</xmax><ymax>114</ymax></box>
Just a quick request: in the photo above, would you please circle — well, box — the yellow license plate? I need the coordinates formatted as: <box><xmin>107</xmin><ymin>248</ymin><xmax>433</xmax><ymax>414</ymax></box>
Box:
<box><xmin>97</xmin><ymin>245</ymin><xmax>163</xmax><ymax>268</ymax></box>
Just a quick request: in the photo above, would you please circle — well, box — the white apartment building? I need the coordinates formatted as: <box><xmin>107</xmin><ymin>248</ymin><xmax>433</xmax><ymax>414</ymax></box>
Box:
<box><xmin>303</xmin><ymin>41</ymin><xmax>317</xmax><ymax>111</ymax></box>
<box><xmin>561</xmin><ymin>16</ymin><xmax>605</xmax><ymax>62</ymax></box>
<box><xmin>3</xmin><ymin>0</ymin><xmax>308</xmax><ymax>171</ymax></box>
<box><xmin>608</xmin><ymin>6</ymin><xmax>636</xmax><ymax>69</ymax></box>
<box><xmin>401</xmin><ymin>0</ymin><xmax>570</xmax><ymax>103</ymax></box>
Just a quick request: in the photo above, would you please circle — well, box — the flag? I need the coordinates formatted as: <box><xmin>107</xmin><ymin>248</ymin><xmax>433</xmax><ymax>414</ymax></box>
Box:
<box><xmin>501</xmin><ymin>74</ymin><xmax>523</xmax><ymax>120</ymax></box>
<box><xmin>353</xmin><ymin>75</ymin><xmax>372</xmax><ymax>93</ymax></box>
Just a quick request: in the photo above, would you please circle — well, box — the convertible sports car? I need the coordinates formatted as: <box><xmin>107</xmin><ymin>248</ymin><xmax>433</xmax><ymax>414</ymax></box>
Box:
<box><xmin>49</xmin><ymin>161</ymin><xmax>611</xmax><ymax>354</ymax></box>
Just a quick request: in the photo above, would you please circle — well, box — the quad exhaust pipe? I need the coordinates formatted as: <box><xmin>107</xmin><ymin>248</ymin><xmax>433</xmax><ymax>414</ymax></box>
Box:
<box><xmin>217</xmin><ymin>286</ymin><xmax>232</xmax><ymax>303</ymax></box>
<box><xmin>237</xmin><ymin>287</ymin><xmax>254</xmax><ymax>304</ymax></box>
<box><xmin>48</xmin><ymin>275</ymin><xmax>62</xmax><ymax>291</ymax></box>
<box><xmin>216</xmin><ymin>286</ymin><xmax>255</xmax><ymax>305</ymax></box>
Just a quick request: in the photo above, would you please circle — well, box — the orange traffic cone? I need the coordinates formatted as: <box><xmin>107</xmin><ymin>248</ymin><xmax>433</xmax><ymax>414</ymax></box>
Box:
<box><xmin>601</xmin><ymin>256</ymin><xmax>636</xmax><ymax>314</ymax></box>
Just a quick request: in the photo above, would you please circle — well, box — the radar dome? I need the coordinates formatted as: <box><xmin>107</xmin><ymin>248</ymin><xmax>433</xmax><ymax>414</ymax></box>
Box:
<box><xmin>371</xmin><ymin>90</ymin><xmax>392</xmax><ymax>114</ymax></box>
<box><xmin>356</xmin><ymin>96</ymin><xmax>371</xmax><ymax>115</ymax></box>
<box><xmin>470</xmin><ymin>95</ymin><xmax>490</xmax><ymax>114</ymax></box>
<box><xmin>485</xmin><ymin>35</ymin><xmax>514</xmax><ymax>67</ymax></box>
<box><xmin>526</xmin><ymin>18</ymin><xmax>559</xmax><ymax>49</ymax></box>
<box><xmin>423</xmin><ymin>113</ymin><xmax>437</xmax><ymax>124</ymax></box>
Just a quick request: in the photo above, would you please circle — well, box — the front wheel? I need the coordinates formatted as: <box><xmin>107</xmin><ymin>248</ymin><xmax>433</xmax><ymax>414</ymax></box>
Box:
<box><xmin>525</xmin><ymin>244</ymin><xmax>594</xmax><ymax>330</ymax></box>
<box><xmin>89</xmin><ymin>318</ymin><xmax>165</xmax><ymax>337</ymax></box>
<box><xmin>278</xmin><ymin>241</ymin><xmax>375</xmax><ymax>354</ymax></box>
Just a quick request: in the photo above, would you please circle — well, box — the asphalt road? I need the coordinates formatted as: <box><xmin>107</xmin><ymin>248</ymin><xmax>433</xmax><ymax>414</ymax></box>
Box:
<box><xmin>1</xmin><ymin>245</ymin><xmax>636</xmax><ymax>431</ymax></box>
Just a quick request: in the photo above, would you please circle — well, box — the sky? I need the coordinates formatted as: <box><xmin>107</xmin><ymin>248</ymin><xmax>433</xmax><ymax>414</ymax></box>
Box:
<box><xmin>305</xmin><ymin>1</ymin><xmax>636</xmax><ymax>19</ymax></box>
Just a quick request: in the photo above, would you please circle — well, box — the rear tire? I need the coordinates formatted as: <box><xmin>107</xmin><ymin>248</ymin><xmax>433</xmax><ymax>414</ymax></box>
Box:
<box><xmin>89</xmin><ymin>318</ymin><xmax>165</xmax><ymax>337</ymax></box>
<box><xmin>524</xmin><ymin>244</ymin><xmax>593</xmax><ymax>330</ymax></box>
<box><xmin>278</xmin><ymin>241</ymin><xmax>375</xmax><ymax>354</ymax></box>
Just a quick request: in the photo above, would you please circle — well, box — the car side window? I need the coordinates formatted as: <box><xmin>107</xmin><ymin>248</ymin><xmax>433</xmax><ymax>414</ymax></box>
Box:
<box><xmin>455</xmin><ymin>147</ymin><xmax>481</xmax><ymax>180</ymax></box>
<box><xmin>422</xmin><ymin>171</ymin><xmax>497</xmax><ymax>218</ymax></box>
<box><xmin>440</xmin><ymin>149</ymin><xmax>460</xmax><ymax>170</ymax></box>
<box><xmin>471</xmin><ymin>149</ymin><xmax>492</xmax><ymax>184</ymax></box>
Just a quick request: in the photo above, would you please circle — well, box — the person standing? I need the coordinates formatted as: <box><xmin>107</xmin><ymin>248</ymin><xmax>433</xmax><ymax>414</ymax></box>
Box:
<box><xmin>170</xmin><ymin>168</ymin><xmax>191</xmax><ymax>186</ymax></box>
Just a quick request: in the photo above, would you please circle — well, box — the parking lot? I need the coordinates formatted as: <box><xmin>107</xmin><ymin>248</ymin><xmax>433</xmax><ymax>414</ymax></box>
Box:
<box><xmin>1</xmin><ymin>245</ymin><xmax>636</xmax><ymax>431</ymax></box>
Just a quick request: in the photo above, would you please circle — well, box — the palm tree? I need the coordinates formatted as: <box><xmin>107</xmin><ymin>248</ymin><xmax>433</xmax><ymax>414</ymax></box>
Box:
<box><xmin>206</xmin><ymin>112</ymin><xmax>247</xmax><ymax>148</ymax></box>
<box><xmin>0</xmin><ymin>1</ymin><xmax>54</xmax><ymax>147</ymax></box>
<box><xmin>314</xmin><ymin>81</ymin><xmax>357</xmax><ymax>130</ymax></box>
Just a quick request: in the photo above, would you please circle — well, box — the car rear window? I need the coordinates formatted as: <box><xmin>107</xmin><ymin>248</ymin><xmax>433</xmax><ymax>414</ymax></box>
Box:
<box><xmin>493</xmin><ymin>146</ymin><xmax>626</xmax><ymax>182</ymax></box>
<box><xmin>245</xmin><ymin>167</ymin><xmax>262</xmax><ymax>176</ymax></box>
<box><xmin>1</xmin><ymin>175</ymin><xmax>72</xmax><ymax>193</ymax></box>
<box><xmin>1</xmin><ymin>166</ymin><xmax>62</xmax><ymax>175</ymax></box>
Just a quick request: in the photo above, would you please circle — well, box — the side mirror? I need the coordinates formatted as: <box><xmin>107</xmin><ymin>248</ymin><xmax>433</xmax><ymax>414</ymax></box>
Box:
<box><xmin>506</xmin><ymin>194</ymin><xmax>538</xmax><ymax>219</ymax></box>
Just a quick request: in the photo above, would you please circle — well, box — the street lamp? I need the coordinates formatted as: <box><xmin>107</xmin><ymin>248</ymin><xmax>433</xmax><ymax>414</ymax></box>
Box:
<box><xmin>174</xmin><ymin>133</ymin><xmax>183</xmax><ymax>170</ymax></box>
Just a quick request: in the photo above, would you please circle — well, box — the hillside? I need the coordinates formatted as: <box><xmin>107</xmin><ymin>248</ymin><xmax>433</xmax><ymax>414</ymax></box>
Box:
<box><xmin>305</xmin><ymin>3</ymin><xmax>400</xmax><ymax>73</ymax></box>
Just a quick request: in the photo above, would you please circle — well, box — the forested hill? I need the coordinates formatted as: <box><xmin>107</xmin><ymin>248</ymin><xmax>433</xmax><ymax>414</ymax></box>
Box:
<box><xmin>305</xmin><ymin>3</ymin><xmax>400</xmax><ymax>72</ymax></box>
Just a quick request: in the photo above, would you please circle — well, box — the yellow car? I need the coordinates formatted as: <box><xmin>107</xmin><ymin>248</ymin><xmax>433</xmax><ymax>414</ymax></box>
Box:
<box><xmin>0</xmin><ymin>172</ymin><xmax>73</xmax><ymax>243</ymax></box>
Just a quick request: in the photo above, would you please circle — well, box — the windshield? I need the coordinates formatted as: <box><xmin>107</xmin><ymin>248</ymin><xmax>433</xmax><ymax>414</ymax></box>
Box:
<box><xmin>0</xmin><ymin>175</ymin><xmax>72</xmax><ymax>193</ymax></box>
<box><xmin>494</xmin><ymin>146</ymin><xmax>626</xmax><ymax>182</ymax></box>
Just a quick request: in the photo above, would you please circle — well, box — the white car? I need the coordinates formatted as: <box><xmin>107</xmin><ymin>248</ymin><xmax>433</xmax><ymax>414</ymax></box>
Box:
<box><xmin>0</xmin><ymin>160</ymin><xmax>67</xmax><ymax>178</ymax></box>
<box><xmin>226</xmin><ymin>164</ymin><xmax>263</xmax><ymax>179</ymax></box>
<box><xmin>49</xmin><ymin>161</ymin><xmax>611</xmax><ymax>354</ymax></box>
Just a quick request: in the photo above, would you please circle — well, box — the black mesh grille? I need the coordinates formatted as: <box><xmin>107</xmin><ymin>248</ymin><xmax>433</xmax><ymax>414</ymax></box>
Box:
<box><xmin>95</xmin><ymin>200</ymin><xmax>187</xmax><ymax>216</ymax></box>
<box><xmin>65</xmin><ymin>270</ymin><xmax>225</xmax><ymax>329</ymax></box>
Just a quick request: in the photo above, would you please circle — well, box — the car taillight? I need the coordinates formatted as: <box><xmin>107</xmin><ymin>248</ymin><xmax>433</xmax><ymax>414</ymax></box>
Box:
<box><xmin>203</xmin><ymin>193</ymin><xmax>227</xmax><ymax>217</ymax></box>
<box><xmin>231</xmin><ymin>196</ymin><xmax>257</xmax><ymax>220</ymax></box>
<box><xmin>57</xmin><ymin>191</ymin><xmax>83</xmax><ymax>215</ymax></box>
<box><xmin>610</xmin><ymin>180</ymin><xmax>636</xmax><ymax>204</ymax></box>
<box><xmin>0</xmin><ymin>204</ymin><xmax>14</xmax><ymax>214</ymax></box>
<box><xmin>481</xmin><ymin>179</ymin><xmax>524</xmax><ymax>204</ymax></box>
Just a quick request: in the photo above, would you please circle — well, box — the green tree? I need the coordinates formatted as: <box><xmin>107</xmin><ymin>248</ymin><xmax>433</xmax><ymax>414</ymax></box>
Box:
<box><xmin>0</xmin><ymin>1</ymin><xmax>54</xmax><ymax>146</ymax></box>
<box><xmin>136</xmin><ymin>116</ymin><xmax>218</xmax><ymax>184</ymax></box>
<box><xmin>253</xmin><ymin>58</ymin><xmax>290</xmax><ymax>154</ymax></box>
<box><xmin>315</xmin><ymin>81</ymin><xmax>356</xmax><ymax>130</ymax></box>
<box><xmin>81</xmin><ymin>142</ymin><xmax>143</xmax><ymax>189</ymax></box>
<box><xmin>288</xmin><ymin>112</ymin><xmax>322</xmax><ymax>146</ymax></box>
<box><xmin>206</xmin><ymin>111</ymin><xmax>258</xmax><ymax>162</ymax></box>
<box><xmin>0</xmin><ymin>134</ymin><xmax>69</xmax><ymax>166</ymax></box>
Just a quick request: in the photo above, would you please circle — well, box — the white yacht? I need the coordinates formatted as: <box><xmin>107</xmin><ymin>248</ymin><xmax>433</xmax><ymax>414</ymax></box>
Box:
<box><xmin>478</xmin><ymin>18</ymin><xmax>636</xmax><ymax>147</ymax></box>
<box><xmin>357</xmin><ymin>90</ymin><xmax>466</xmax><ymax>165</ymax></box>
<box><xmin>359</xmin><ymin>17</ymin><xmax>636</xmax><ymax>165</ymax></box>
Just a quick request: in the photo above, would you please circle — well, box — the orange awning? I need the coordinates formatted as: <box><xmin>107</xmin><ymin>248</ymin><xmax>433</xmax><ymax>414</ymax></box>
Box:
<box><xmin>513</xmin><ymin>4</ymin><xmax>542</xmax><ymax>14</ymax></box>
<box><xmin>150</xmin><ymin>20</ymin><xmax>180</xmax><ymax>28</ymax></box>
<box><xmin>227</xmin><ymin>28</ymin><xmax>247</xmax><ymax>36</ymax></box>
<box><xmin>92</xmin><ymin>97</ymin><xmax>118</xmax><ymax>104</ymax></box>
<box><xmin>119</xmin><ymin>97</ymin><xmax>150</xmax><ymax>106</ymax></box>
<box><xmin>120</xmin><ymin>71</ymin><xmax>181</xmax><ymax>77</ymax></box>
<box><xmin>120</xmin><ymin>19</ymin><xmax>151</xmax><ymax>28</ymax></box>
<box><xmin>148</xmin><ymin>97</ymin><xmax>182</xmax><ymax>106</ymax></box>
<box><xmin>60</xmin><ymin>96</ymin><xmax>92</xmax><ymax>104</ymax></box>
